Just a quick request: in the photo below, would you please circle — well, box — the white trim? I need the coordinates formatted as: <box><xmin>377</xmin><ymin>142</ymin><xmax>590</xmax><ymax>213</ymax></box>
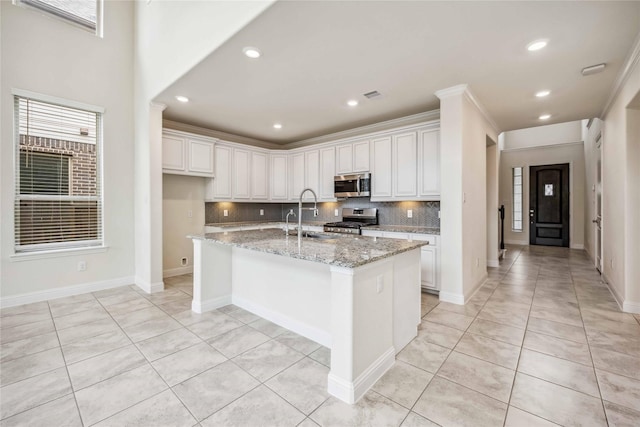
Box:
<box><xmin>327</xmin><ymin>347</ymin><xmax>395</xmax><ymax>404</ymax></box>
<box><xmin>0</xmin><ymin>275</ymin><xmax>134</xmax><ymax>309</ymax></box>
<box><xmin>465</xmin><ymin>273</ymin><xmax>488</xmax><ymax>302</ymax></box>
<box><xmin>12</xmin><ymin>88</ymin><xmax>105</xmax><ymax>113</ymax></box>
<box><xmin>163</xmin><ymin>266</ymin><xmax>193</xmax><ymax>278</ymax></box>
<box><xmin>10</xmin><ymin>246</ymin><xmax>108</xmax><ymax>261</ymax></box>
<box><xmin>487</xmin><ymin>260</ymin><xmax>500</xmax><ymax>268</ymax></box>
<box><xmin>505</xmin><ymin>239</ymin><xmax>528</xmax><ymax>246</ymax></box>
<box><xmin>191</xmin><ymin>295</ymin><xmax>232</xmax><ymax>314</ymax></box>
<box><xmin>150</xmin><ymin>102</ymin><xmax>167</xmax><ymax>111</ymax></box>
<box><xmin>135</xmin><ymin>277</ymin><xmax>164</xmax><ymax>294</ymax></box>
<box><xmin>164</xmin><ymin>120</ymin><xmax>277</xmax><ymax>150</ymax></box>
<box><xmin>601</xmin><ymin>30</ymin><xmax>640</xmax><ymax>118</ymax></box>
<box><xmin>438</xmin><ymin>290</ymin><xmax>465</xmax><ymax>305</ymax></box>
<box><xmin>462</xmin><ymin>89</ymin><xmax>500</xmax><ymax>135</ymax></box>
<box><xmin>622</xmin><ymin>301</ymin><xmax>640</xmax><ymax>314</ymax></box>
<box><xmin>501</xmin><ymin>140</ymin><xmax>585</xmax><ymax>153</ymax></box>
<box><xmin>570</xmin><ymin>243</ymin><xmax>585</xmax><ymax>250</ymax></box>
<box><xmin>602</xmin><ymin>272</ymin><xmax>624</xmax><ymax>311</ymax></box>
<box><xmin>232</xmin><ymin>295</ymin><xmax>331</xmax><ymax>347</ymax></box>
<box><xmin>435</xmin><ymin>84</ymin><xmax>468</xmax><ymax>99</ymax></box>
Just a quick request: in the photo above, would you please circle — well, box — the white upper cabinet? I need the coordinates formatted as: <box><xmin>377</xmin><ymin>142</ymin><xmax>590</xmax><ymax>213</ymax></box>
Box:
<box><xmin>336</xmin><ymin>140</ymin><xmax>370</xmax><ymax>174</ymax></box>
<box><xmin>289</xmin><ymin>152</ymin><xmax>306</xmax><ymax>200</ymax></box>
<box><xmin>210</xmin><ymin>144</ymin><xmax>232</xmax><ymax>199</ymax></box>
<box><xmin>370</xmin><ymin>136</ymin><xmax>392</xmax><ymax>198</ymax></box>
<box><xmin>393</xmin><ymin>132</ymin><xmax>418</xmax><ymax>197</ymax></box>
<box><xmin>319</xmin><ymin>147</ymin><xmax>336</xmax><ymax>200</ymax></box>
<box><xmin>269</xmin><ymin>153</ymin><xmax>288</xmax><ymax>201</ymax></box>
<box><xmin>232</xmin><ymin>148</ymin><xmax>250</xmax><ymax>199</ymax></box>
<box><xmin>251</xmin><ymin>151</ymin><xmax>269</xmax><ymax>200</ymax></box>
<box><xmin>305</xmin><ymin>149</ymin><xmax>320</xmax><ymax>199</ymax></box>
<box><xmin>162</xmin><ymin>130</ymin><xmax>215</xmax><ymax>177</ymax></box>
<box><xmin>419</xmin><ymin>129</ymin><xmax>440</xmax><ymax>198</ymax></box>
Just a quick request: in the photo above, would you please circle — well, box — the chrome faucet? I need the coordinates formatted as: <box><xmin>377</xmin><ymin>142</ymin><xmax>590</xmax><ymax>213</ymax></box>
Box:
<box><xmin>285</xmin><ymin>209</ymin><xmax>296</xmax><ymax>236</ymax></box>
<box><xmin>298</xmin><ymin>188</ymin><xmax>318</xmax><ymax>246</ymax></box>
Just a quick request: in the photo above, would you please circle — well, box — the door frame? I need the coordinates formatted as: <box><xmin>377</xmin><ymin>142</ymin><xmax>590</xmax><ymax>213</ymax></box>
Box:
<box><xmin>528</xmin><ymin>162</ymin><xmax>571</xmax><ymax>247</ymax></box>
<box><xmin>594</xmin><ymin>130</ymin><xmax>603</xmax><ymax>271</ymax></box>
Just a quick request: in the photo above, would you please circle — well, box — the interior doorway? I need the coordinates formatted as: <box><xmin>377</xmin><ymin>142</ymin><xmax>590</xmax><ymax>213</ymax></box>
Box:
<box><xmin>594</xmin><ymin>133</ymin><xmax>603</xmax><ymax>271</ymax></box>
<box><xmin>529</xmin><ymin>163</ymin><xmax>570</xmax><ymax>247</ymax></box>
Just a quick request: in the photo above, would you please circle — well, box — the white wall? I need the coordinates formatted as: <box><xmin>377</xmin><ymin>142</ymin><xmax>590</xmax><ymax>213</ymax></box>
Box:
<box><xmin>599</xmin><ymin>47</ymin><xmax>640</xmax><ymax>311</ymax></box>
<box><xmin>0</xmin><ymin>1</ymin><xmax>135</xmax><ymax>303</ymax></box>
<box><xmin>582</xmin><ymin>118</ymin><xmax>602</xmax><ymax>263</ymax></box>
<box><xmin>437</xmin><ymin>85</ymin><xmax>498</xmax><ymax>304</ymax></box>
<box><xmin>163</xmin><ymin>174</ymin><xmax>206</xmax><ymax>276</ymax></box>
<box><xmin>503</xmin><ymin>121</ymin><xmax>583</xmax><ymax>150</ymax></box>
<box><xmin>499</xmin><ymin>143</ymin><xmax>586</xmax><ymax>249</ymax></box>
<box><xmin>133</xmin><ymin>1</ymin><xmax>273</xmax><ymax>292</ymax></box>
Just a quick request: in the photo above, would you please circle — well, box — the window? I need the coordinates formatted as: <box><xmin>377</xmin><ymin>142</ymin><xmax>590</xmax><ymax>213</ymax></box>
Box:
<box><xmin>512</xmin><ymin>167</ymin><xmax>523</xmax><ymax>231</ymax></box>
<box><xmin>14</xmin><ymin>94</ymin><xmax>103</xmax><ymax>252</ymax></box>
<box><xmin>17</xmin><ymin>0</ymin><xmax>101</xmax><ymax>34</ymax></box>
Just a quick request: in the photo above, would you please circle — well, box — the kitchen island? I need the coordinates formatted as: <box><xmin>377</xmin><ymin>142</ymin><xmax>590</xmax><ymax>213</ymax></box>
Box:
<box><xmin>190</xmin><ymin>229</ymin><xmax>427</xmax><ymax>404</ymax></box>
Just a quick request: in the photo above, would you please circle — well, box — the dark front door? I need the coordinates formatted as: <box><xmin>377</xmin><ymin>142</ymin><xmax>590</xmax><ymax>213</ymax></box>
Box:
<box><xmin>529</xmin><ymin>163</ymin><xmax>570</xmax><ymax>247</ymax></box>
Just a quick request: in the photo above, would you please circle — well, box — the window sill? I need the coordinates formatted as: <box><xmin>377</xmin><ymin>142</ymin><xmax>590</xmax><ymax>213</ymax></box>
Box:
<box><xmin>10</xmin><ymin>246</ymin><xmax>109</xmax><ymax>262</ymax></box>
<box><xmin>511</xmin><ymin>230</ymin><xmax>523</xmax><ymax>233</ymax></box>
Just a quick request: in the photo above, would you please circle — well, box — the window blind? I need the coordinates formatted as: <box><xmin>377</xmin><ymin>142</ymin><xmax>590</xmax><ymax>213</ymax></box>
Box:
<box><xmin>14</xmin><ymin>96</ymin><xmax>103</xmax><ymax>252</ymax></box>
<box><xmin>20</xmin><ymin>0</ymin><xmax>98</xmax><ymax>31</ymax></box>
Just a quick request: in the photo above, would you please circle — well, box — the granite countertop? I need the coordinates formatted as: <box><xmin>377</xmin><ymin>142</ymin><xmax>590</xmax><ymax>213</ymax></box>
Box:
<box><xmin>366</xmin><ymin>225</ymin><xmax>441</xmax><ymax>235</ymax></box>
<box><xmin>191</xmin><ymin>229</ymin><xmax>427</xmax><ymax>268</ymax></box>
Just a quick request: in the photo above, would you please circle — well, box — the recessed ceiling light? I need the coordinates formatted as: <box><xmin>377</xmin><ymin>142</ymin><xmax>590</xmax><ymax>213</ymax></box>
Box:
<box><xmin>175</xmin><ymin>95</ymin><xmax>189</xmax><ymax>103</ymax></box>
<box><xmin>527</xmin><ymin>40</ymin><xmax>548</xmax><ymax>51</ymax></box>
<box><xmin>243</xmin><ymin>47</ymin><xmax>261</xmax><ymax>59</ymax></box>
<box><xmin>535</xmin><ymin>90</ymin><xmax>551</xmax><ymax>98</ymax></box>
<box><xmin>273</xmin><ymin>123</ymin><xmax>282</xmax><ymax>129</ymax></box>
<box><xmin>539</xmin><ymin>114</ymin><xmax>551</xmax><ymax>120</ymax></box>
<box><xmin>347</xmin><ymin>100</ymin><xmax>358</xmax><ymax>107</ymax></box>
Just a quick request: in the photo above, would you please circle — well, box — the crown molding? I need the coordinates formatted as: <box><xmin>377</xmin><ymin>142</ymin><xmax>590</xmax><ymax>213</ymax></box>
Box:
<box><xmin>601</xmin><ymin>30</ymin><xmax>640</xmax><ymax>118</ymax></box>
<box><xmin>434</xmin><ymin>84</ymin><xmax>468</xmax><ymax>99</ymax></box>
<box><xmin>501</xmin><ymin>140</ymin><xmax>584</xmax><ymax>153</ymax></box>
<box><xmin>435</xmin><ymin>84</ymin><xmax>500</xmax><ymax>134</ymax></box>
<box><xmin>286</xmin><ymin>110</ymin><xmax>440</xmax><ymax>149</ymax></box>
<box><xmin>150</xmin><ymin>102</ymin><xmax>167</xmax><ymax>111</ymax></box>
<box><xmin>162</xmin><ymin>120</ymin><xmax>280</xmax><ymax>150</ymax></box>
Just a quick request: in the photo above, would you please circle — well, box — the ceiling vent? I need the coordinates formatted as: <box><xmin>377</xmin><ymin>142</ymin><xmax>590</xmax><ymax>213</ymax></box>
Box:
<box><xmin>582</xmin><ymin>63</ymin><xmax>606</xmax><ymax>76</ymax></box>
<box><xmin>363</xmin><ymin>90</ymin><xmax>382</xmax><ymax>99</ymax></box>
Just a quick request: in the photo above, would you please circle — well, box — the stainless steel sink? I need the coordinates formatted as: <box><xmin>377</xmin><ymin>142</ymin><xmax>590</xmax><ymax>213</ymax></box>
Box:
<box><xmin>304</xmin><ymin>233</ymin><xmax>336</xmax><ymax>240</ymax></box>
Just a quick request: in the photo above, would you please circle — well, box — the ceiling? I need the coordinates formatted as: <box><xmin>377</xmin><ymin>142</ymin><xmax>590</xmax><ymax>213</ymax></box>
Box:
<box><xmin>155</xmin><ymin>1</ymin><xmax>640</xmax><ymax>145</ymax></box>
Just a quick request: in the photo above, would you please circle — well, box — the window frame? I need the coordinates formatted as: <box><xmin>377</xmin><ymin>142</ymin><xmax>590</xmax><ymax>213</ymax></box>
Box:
<box><xmin>512</xmin><ymin>166</ymin><xmax>523</xmax><ymax>232</ymax></box>
<box><xmin>12</xmin><ymin>89</ymin><xmax>105</xmax><ymax>254</ymax></box>
<box><xmin>14</xmin><ymin>0</ymin><xmax>103</xmax><ymax>37</ymax></box>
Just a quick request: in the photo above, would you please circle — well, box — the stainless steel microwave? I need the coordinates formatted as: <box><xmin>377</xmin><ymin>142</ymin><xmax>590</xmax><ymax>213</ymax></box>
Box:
<box><xmin>334</xmin><ymin>173</ymin><xmax>371</xmax><ymax>198</ymax></box>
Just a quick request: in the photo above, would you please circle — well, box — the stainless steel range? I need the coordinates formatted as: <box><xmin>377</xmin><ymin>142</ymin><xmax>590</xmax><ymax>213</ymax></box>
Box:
<box><xmin>324</xmin><ymin>208</ymin><xmax>378</xmax><ymax>235</ymax></box>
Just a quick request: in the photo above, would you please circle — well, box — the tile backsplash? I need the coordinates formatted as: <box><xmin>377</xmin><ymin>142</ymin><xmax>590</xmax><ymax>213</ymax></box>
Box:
<box><xmin>206</xmin><ymin>199</ymin><xmax>440</xmax><ymax>228</ymax></box>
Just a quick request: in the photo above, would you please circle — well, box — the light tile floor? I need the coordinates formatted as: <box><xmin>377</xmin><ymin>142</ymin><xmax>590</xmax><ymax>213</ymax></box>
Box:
<box><xmin>1</xmin><ymin>245</ymin><xmax>639</xmax><ymax>426</ymax></box>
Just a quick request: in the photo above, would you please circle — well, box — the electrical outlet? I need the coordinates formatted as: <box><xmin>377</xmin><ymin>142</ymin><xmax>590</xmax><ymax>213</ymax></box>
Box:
<box><xmin>438</xmin><ymin>210</ymin><xmax>441</xmax><ymax>218</ymax></box>
<box><xmin>181</xmin><ymin>257</ymin><xmax>188</xmax><ymax>266</ymax></box>
<box><xmin>334</xmin><ymin>209</ymin><xmax>339</xmax><ymax>217</ymax></box>
<box><xmin>77</xmin><ymin>261</ymin><xmax>86</xmax><ymax>272</ymax></box>
<box><xmin>223</xmin><ymin>209</ymin><xmax>228</xmax><ymax>217</ymax></box>
<box><xmin>463</xmin><ymin>192</ymin><xmax>467</xmax><ymax>203</ymax></box>
<box><xmin>313</xmin><ymin>209</ymin><xmax>319</xmax><ymax>217</ymax></box>
<box><xmin>407</xmin><ymin>209</ymin><xmax>413</xmax><ymax>218</ymax></box>
<box><xmin>187</xmin><ymin>210</ymin><xmax>193</xmax><ymax>218</ymax></box>
<box><xmin>260</xmin><ymin>209</ymin><xmax>264</xmax><ymax>216</ymax></box>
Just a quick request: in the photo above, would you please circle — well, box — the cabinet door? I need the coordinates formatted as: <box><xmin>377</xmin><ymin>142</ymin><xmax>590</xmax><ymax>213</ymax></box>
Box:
<box><xmin>420</xmin><ymin>246</ymin><xmax>436</xmax><ymax>289</ymax></box>
<box><xmin>319</xmin><ymin>147</ymin><xmax>336</xmax><ymax>200</ymax></box>
<box><xmin>162</xmin><ymin>135</ymin><xmax>186</xmax><ymax>172</ymax></box>
<box><xmin>213</xmin><ymin>145</ymin><xmax>232</xmax><ymax>199</ymax></box>
<box><xmin>336</xmin><ymin>144</ymin><xmax>353</xmax><ymax>175</ymax></box>
<box><xmin>305</xmin><ymin>150</ymin><xmax>320</xmax><ymax>199</ymax></box>
<box><xmin>393</xmin><ymin>132</ymin><xmax>418</xmax><ymax>197</ymax></box>
<box><xmin>352</xmin><ymin>140</ymin><xmax>370</xmax><ymax>172</ymax></box>
<box><xmin>188</xmin><ymin>139</ymin><xmax>214</xmax><ymax>176</ymax></box>
<box><xmin>270</xmin><ymin>154</ymin><xmax>288</xmax><ymax>200</ymax></box>
<box><xmin>233</xmin><ymin>148</ymin><xmax>250</xmax><ymax>199</ymax></box>
<box><xmin>371</xmin><ymin>136</ymin><xmax>392</xmax><ymax>198</ymax></box>
<box><xmin>289</xmin><ymin>152</ymin><xmax>305</xmax><ymax>200</ymax></box>
<box><xmin>420</xmin><ymin>129</ymin><xmax>440</xmax><ymax>197</ymax></box>
<box><xmin>251</xmin><ymin>151</ymin><xmax>268</xmax><ymax>200</ymax></box>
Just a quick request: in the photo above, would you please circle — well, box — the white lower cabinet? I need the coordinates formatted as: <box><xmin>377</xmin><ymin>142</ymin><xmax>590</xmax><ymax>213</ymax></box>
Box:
<box><xmin>361</xmin><ymin>229</ymin><xmax>440</xmax><ymax>292</ymax></box>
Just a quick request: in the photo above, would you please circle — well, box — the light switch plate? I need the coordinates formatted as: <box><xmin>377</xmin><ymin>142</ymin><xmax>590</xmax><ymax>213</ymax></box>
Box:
<box><xmin>334</xmin><ymin>209</ymin><xmax>339</xmax><ymax>217</ymax></box>
<box><xmin>407</xmin><ymin>210</ymin><xmax>413</xmax><ymax>218</ymax></box>
<box><xmin>223</xmin><ymin>210</ymin><xmax>228</xmax><ymax>217</ymax></box>
<box><xmin>260</xmin><ymin>209</ymin><xmax>264</xmax><ymax>216</ymax></box>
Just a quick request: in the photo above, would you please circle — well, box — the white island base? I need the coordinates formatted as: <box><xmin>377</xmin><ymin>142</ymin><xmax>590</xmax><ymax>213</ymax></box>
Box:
<box><xmin>192</xmin><ymin>238</ymin><xmax>421</xmax><ymax>404</ymax></box>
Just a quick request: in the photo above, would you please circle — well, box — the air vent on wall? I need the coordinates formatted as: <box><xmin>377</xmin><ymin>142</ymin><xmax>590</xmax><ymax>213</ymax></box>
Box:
<box><xmin>363</xmin><ymin>90</ymin><xmax>382</xmax><ymax>99</ymax></box>
<box><xmin>582</xmin><ymin>63</ymin><xmax>606</xmax><ymax>76</ymax></box>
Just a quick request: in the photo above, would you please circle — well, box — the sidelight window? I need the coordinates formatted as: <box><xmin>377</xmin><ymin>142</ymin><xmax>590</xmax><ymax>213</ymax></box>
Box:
<box><xmin>14</xmin><ymin>93</ymin><xmax>103</xmax><ymax>252</ymax></box>
<box><xmin>512</xmin><ymin>167</ymin><xmax>523</xmax><ymax>231</ymax></box>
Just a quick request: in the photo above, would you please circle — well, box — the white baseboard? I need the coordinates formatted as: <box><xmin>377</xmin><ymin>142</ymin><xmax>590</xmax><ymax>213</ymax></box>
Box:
<box><xmin>163</xmin><ymin>266</ymin><xmax>193</xmax><ymax>278</ymax></box>
<box><xmin>465</xmin><ymin>273</ymin><xmax>488</xmax><ymax>302</ymax></box>
<box><xmin>439</xmin><ymin>291</ymin><xmax>465</xmax><ymax>305</ymax></box>
<box><xmin>505</xmin><ymin>239</ymin><xmax>528</xmax><ymax>246</ymax></box>
<box><xmin>570</xmin><ymin>243</ymin><xmax>585</xmax><ymax>250</ymax></box>
<box><xmin>328</xmin><ymin>346</ymin><xmax>395</xmax><ymax>404</ymax></box>
<box><xmin>233</xmin><ymin>295</ymin><xmax>331</xmax><ymax>347</ymax></box>
<box><xmin>135</xmin><ymin>277</ymin><xmax>164</xmax><ymax>294</ymax></box>
<box><xmin>192</xmin><ymin>295</ymin><xmax>232</xmax><ymax>313</ymax></box>
<box><xmin>487</xmin><ymin>259</ymin><xmax>500</xmax><ymax>268</ymax></box>
<box><xmin>602</xmin><ymin>272</ymin><xmax>624</xmax><ymax>311</ymax></box>
<box><xmin>623</xmin><ymin>301</ymin><xmax>640</xmax><ymax>314</ymax></box>
<box><xmin>0</xmin><ymin>276</ymin><xmax>135</xmax><ymax>309</ymax></box>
